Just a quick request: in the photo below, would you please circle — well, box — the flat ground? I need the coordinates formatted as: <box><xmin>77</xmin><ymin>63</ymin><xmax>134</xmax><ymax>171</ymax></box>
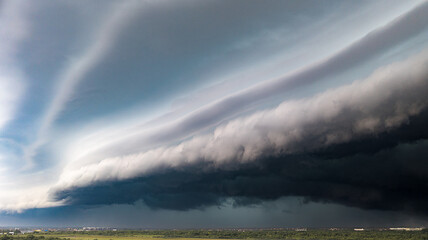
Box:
<box><xmin>7</xmin><ymin>229</ymin><xmax>428</xmax><ymax>240</ymax></box>
<box><xmin>37</xmin><ymin>234</ymin><xmax>230</xmax><ymax>240</ymax></box>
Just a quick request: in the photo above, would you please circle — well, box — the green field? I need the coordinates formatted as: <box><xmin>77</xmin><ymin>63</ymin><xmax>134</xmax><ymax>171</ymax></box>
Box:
<box><xmin>2</xmin><ymin>229</ymin><xmax>428</xmax><ymax>240</ymax></box>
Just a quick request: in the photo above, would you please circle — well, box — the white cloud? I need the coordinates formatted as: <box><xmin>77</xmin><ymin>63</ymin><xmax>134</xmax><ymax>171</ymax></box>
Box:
<box><xmin>0</xmin><ymin>0</ymin><xmax>28</xmax><ymax>131</ymax></box>
<box><xmin>0</xmin><ymin>74</ymin><xmax>24</xmax><ymax>130</ymax></box>
<box><xmin>0</xmin><ymin>0</ymin><xmax>144</xmax><ymax>212</ymax></box>
<box><xmin>0</xmin><ymin>185</ymin><xmax>64</xmax><ymax>213</ymax></box>
<box><xmin>0</xmin><ymin>0</ymin><xmax>34</xmax><ymax>213</ymax></box>
<box><xmin>23</xmin><ymin>1</ymin><xmax>146</xmax><ymax>168</ymax></box>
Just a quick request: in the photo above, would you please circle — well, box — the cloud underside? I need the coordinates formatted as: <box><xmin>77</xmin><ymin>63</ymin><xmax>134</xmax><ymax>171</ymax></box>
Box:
<box><xmin>57</xmin><ymin>137</ymin><xmax>428</xmax><ymax>213</ymax></box>
<box><xmin>54</xmin><ymin>49</ymin><xmax>428</xmax><ymax>213</ymax></box>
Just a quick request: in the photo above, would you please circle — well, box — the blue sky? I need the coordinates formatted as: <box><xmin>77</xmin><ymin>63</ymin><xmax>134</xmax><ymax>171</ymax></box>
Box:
<box><xmin>1</xmin><ymin>0</ymin><xmax>428</xmax><ymax>227</ymax></box>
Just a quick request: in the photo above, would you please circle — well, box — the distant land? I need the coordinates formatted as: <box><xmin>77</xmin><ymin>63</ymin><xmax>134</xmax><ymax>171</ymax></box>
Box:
<box><xmin>1</xmin><ymin>228</ymin><xmax>428</xmax><ymax>240</ymax></box>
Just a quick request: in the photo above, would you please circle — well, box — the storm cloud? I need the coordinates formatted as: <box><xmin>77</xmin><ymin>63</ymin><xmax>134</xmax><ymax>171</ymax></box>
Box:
<box><xmin>1</xmin><ymin>0</ymin><xmax>428</xmax><ymax>227</ymax></box>
<box><xmin>53</xmin><ymin>49</ymin><xmax>428</xmax><ymax>213</ymax></box>
<box><xmin>55</xmin><ymin>118</ymin><xmax>428</xmax><ymax>213</ymax></box>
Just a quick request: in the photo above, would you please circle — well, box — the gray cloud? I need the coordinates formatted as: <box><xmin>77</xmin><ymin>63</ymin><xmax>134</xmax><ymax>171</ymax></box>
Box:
<box><xmin>53</xmin><ymin>48</ymin><xmax>428</xmax><ymax>195</ymax></box>
<box><xmin>75</xmin><ymin>1</ymin><xmax>428</xmax><ymax>163</ymax></box>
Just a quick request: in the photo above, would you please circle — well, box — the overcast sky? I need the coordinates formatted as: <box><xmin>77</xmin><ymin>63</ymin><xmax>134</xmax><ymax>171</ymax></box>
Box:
<box><xmin>1</xmin><ymin>0</ymin><xmax>428</xmax><ymax>228</ymax></box>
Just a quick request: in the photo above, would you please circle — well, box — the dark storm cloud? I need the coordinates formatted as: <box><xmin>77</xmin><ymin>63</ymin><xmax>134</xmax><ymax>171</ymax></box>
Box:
<box><xmin>55</xmin><ymin>108</ymin><xmax>428</xmax><ymax>213</ymax></box>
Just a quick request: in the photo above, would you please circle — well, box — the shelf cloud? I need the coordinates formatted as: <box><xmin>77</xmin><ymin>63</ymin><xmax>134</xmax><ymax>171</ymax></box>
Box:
<box><xmin>1</xmin><ymin>0</ymin><xmax>428</xmax><ymax>227</ymax></box>
<box><xmin>54</xmin><ymin>49</ymin><xmax>428</xmax><ymax>212</ymax></box>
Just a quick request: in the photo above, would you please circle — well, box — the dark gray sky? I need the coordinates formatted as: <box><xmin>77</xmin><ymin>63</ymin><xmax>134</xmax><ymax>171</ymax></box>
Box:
<box><xmin>1</xmin><ymin>0</ymin><xmax>428</xmax><ymax>227</ymax></box>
